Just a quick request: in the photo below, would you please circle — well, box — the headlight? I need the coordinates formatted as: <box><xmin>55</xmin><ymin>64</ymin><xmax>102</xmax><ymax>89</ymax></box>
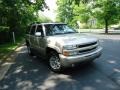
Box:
<box><xmin>63</xmin><ymin>45</ymin><xmax>77</xmax><ymax>50</ymax></box>
<box><xmin>62</xmin><ymin>45</ymin><xmax>78</xmax><ymax>56</ymax></box>
<box><xmin>63</xmin><ymin>51</ymin><xmax>78</xmax><ymax>56</ymax></box>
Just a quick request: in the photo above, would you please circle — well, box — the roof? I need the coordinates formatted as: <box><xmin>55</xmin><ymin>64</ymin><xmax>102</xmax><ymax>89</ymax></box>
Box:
<box><xmin>30</xmin><ymin>22</ymin><xmax>66</xmax><ymax>25</ymax></box>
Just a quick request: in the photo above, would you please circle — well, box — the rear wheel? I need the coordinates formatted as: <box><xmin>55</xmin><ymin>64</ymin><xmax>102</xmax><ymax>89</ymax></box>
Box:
<box><xmin>48</xmin><ymin>51</ymin><xmax>63</xmax><ymax>72</ymax></box>
<box><xmin>27</xmin><ymin>45</ymin><xmax>34</xmax><ymax>56</ymax></box>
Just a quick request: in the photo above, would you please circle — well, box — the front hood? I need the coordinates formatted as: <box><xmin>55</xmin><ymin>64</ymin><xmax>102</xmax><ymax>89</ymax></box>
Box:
<box><xmin>47</xmin><ymin>33</ymin><xmax>98</xmax><ymax>46</ymax></box>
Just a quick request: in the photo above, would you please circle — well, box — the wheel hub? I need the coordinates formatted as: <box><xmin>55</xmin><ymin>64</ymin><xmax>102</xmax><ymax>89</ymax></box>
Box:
<box><xmin>49</xmin><ymin>56</ymin><xmax>61</xmax><ymax>70</ymax></box>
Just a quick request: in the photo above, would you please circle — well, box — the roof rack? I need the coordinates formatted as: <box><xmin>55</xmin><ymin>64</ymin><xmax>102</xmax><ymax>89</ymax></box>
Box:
<box><xmin>29</xmin><ymin>22</ymin><xmax>66</xmax><ymax>25</ymax></box>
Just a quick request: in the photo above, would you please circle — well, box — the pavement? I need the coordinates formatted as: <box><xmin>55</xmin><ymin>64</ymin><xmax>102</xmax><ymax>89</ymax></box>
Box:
<box><xmin>78</xmin><ymin>29</ymin><xmax>120</xmax><ymax>33</ymax></box>
<box><xmin>0</xmin><ymin>33</ymin><xmax>120</xmax><ymax>90</ymax></box>
<box><xmin>0</xmin><ymin>42</ymin><xmax>24</xmax><ymax>81</ymax></box>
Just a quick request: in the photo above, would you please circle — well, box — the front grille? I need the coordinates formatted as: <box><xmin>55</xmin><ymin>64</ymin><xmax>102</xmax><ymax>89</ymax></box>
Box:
<box><xmin>77</xmin><ymin>41</ymin><xmax>98</xmax><ymax>55</ymax></box>
<box><xmin>77</xmin><ymin>41</ymin><xmax>97</xmax><ymax>48</ymax></box>
<box><xmin>79</xmin><ymin>47</ymin><xmax>97</xmax><ymax>53</ymax></box>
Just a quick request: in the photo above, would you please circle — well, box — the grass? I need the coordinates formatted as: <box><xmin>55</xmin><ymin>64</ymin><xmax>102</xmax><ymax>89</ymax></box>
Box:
<box><xmin>0</xmin><ymin>36</ymin><xmax>24</xmax><ymax>60</ymax></box>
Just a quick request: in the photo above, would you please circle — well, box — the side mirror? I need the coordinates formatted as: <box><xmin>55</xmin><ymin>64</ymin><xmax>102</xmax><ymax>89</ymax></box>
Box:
<box><xmin>35</xmin><ymin>32</ymin><xmax>41</xmax><ymax>37</ymax></box>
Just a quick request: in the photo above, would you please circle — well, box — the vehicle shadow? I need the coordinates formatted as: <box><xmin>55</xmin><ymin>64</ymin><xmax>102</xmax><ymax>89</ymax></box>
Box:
<box><xmin>0</xmin><ymin>38</ymin><xmax>120</xmax><ymax>90</ymax></box>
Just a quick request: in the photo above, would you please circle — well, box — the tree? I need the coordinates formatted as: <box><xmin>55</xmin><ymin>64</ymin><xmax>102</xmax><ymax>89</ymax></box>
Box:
<box><xmin>0</xmin><ymin>0</ymin><xmax>46</xmax><ymax>33</ymax></box>
<box><xmin>90</xmin><ymin>0</ymin><xmax>120</xmax><ymax>33</ymax></box>
<box><xmin>0</xmin><ymin>0</ymin><xmax>50</xmax><ymax>43</ymax></box>
<box><xmin>57</xmin><ymin>0</ymin><xmax>120</xmax><ymax>33</ymax></box>
<box><xmin>56</xmin><ymin>0</ymin><xmax>91</xmax><ymax>27</ymax></box>
<box><xmin>56</xmin><ymin>0</ymin><xmax>73</xmax><ymax>24</ymax></box>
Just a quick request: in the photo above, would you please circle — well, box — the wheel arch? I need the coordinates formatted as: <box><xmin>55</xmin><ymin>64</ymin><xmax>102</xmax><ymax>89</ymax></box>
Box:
<box><xmin>46</xmin><ymin>47</ymin><xmax>59</xmax><ymax>55</ymax></box>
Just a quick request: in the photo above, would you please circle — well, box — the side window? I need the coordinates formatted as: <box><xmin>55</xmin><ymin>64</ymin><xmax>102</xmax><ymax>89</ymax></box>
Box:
<box><xmin>30</xmin><ymin>25</ymin><xmax>36</xmax><ymax>35</ymax></box>
<box><xmin>36</xmin><ymin>25</ymin><xmax>44</xmax><ymax>36</ymax></box>
<box><xmin>45</xmin><ymin>24</ymin><xmax>53</xmax><ymax>36</ymax></box>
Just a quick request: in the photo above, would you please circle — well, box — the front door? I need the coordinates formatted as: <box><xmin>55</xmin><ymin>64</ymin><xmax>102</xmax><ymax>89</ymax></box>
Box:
<box><xmin>35</xmin><ymin>25</ymin><xmax>46</xmax><ymax>56</ymax></box>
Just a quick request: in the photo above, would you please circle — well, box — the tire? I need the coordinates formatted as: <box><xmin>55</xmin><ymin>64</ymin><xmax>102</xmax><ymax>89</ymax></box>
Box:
<box><xmin>27</xmin><ymin>45</ymin><xmax>34</xmax><ymax>56</ymax></box>
<box><xmin>48</xmin><ymin>51</ymin><xmax>63</xmax><ymax>72</ymax></box>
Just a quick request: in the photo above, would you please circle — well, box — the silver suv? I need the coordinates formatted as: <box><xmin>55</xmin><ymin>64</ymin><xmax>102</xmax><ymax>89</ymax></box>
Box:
<box><xmin>26</xmin><ymin>23</ymin><xmax>102</xmax><ymax>72</ymax></box>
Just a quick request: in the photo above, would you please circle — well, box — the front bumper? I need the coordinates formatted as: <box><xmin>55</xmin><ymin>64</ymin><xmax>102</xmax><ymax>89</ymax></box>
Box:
<box><xmin>59</xmin><ymin>46</ymin><xmax>102</xmax><ymax>67</ymax></box>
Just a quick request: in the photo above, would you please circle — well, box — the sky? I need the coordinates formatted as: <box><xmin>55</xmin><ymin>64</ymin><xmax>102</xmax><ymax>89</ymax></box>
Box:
<box><xmin>41</xmin><ymin>0</ymin><xmax>57</xmax><ymax>22</ymax></box>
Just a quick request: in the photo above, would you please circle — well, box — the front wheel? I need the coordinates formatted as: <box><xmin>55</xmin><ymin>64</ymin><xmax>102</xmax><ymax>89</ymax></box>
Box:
<box><xmin>48</xmin><ymin>51</ymin><xmax>63</xmax><ymax>72</ymax></box>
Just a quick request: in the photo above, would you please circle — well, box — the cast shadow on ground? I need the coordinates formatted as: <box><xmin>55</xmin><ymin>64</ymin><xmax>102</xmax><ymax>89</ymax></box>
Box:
<box><xmin>0</xmin><ymin>38</ymin><xmax>120</xmax><ymax>90</ymax></box>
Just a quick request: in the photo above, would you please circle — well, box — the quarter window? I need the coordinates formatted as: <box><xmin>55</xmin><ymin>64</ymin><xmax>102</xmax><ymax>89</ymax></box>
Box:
<box><xmin>30</xmin><ymin>25</ymin><xmax>36</xmax><ymax>35</ymax></box>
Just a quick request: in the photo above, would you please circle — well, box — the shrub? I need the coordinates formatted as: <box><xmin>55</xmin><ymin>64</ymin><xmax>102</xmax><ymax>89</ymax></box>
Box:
<box><xmin>0</xmin><ymin>26</ymin><xmax>10</xmax><ymax>44</ymax></box>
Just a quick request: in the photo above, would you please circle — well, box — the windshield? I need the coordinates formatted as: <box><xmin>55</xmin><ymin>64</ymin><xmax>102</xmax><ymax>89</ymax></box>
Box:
<box><xmin>44</xmin><ymin>24</ymin><xmax>77</xmax><ymax>36</ymax></box>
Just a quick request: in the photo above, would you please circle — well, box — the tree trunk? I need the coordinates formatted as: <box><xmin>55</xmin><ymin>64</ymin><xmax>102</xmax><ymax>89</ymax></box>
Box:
<box><xmin>105</xmin><ymin>19</ymin><xmax>108</xmax><ymax>33</ymax></box>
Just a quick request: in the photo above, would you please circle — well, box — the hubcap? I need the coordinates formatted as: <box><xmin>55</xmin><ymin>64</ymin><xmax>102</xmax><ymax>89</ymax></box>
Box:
<box><xmin>49</xmin><ymin>55</ymin><xmax>61</xmax><ymax>70</ymax></box>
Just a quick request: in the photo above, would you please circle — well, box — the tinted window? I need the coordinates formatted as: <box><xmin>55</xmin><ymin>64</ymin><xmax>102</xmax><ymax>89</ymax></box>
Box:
<box><xmin>36</xmin><ymin>25</ymin><xmax>44</xmax><ymax>36</ymax></box>
<box><xmin>44</xmin><ymin>24</ymin><xmax>53</xmax><ymax>36</ymax></box>
<box><xmin>30</xmin><ymin>25</ymin><xmax>36</xmax><ymax>35</ymax></box>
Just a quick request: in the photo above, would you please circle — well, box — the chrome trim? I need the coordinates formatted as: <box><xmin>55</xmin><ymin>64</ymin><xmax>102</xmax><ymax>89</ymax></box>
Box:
<box><xmin>59</xmin><ymin>46</ymin><xmax>102</xmax><ymax>67</ymax></box>
<box><xmin>63</xmin><ymin>43</ymin><xmax>98</xmax><ymax>52</ymax></box>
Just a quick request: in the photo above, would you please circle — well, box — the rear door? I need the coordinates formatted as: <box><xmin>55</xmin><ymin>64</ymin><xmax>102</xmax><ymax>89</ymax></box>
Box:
<box><xmin>29</xmin><ymin>25</ymin><xmax>37</xmax><ymax>48</ymax></box>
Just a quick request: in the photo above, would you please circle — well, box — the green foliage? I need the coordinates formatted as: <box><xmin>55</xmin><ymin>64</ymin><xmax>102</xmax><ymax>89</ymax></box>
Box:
<box><xmin>91</xmin><ymin>0</ymin><xmax>120</xmax><ymax>23</ymax></box>
<box><xmin>57</xmin><ymin>0</ymin><xmax>91</xmax><ymax>27</ymax></box>
<box><xmin>56</xmin><ymin>0</ymin><xmax>73</xmax><ymax>23</ymax></box>
<box><xmin>0</xmin><ymin>26</ymin><xmax>9</xmax><ymax>32</ymax></box>
<box><xmin>73</xmin><ymin>3</ymin><xmax>90</xmax><ymax>23</ymax></box>
<box><xmin>57</xmin><ymin>0</ymin><xmax>120</xmax><ymax>33</ymax></box>
<box><xmin>0</xmin><ymin>35</ymin><xmax>23</xmax><ymax>59</ymax></box>
<box><xmin>0</xmin><ymin>0</ymin><xmax>46</xmax><ymax>33</ymax></box>
<box><xmin>90</xmin><ymin>0</ymin><xmax>120</xmax><ymax>33</ymax></box>
<box><xmin>0</xmin><ymin>0</ymin><xmax>53</xmax><ymax>43</ymax></box>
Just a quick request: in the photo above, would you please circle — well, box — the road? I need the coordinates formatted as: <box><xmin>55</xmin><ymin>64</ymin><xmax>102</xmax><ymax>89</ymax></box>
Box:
<box><xmin>0</xmin><ymin>33</ymin><xmax>120</xmax><ymax>90</ymax></box>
